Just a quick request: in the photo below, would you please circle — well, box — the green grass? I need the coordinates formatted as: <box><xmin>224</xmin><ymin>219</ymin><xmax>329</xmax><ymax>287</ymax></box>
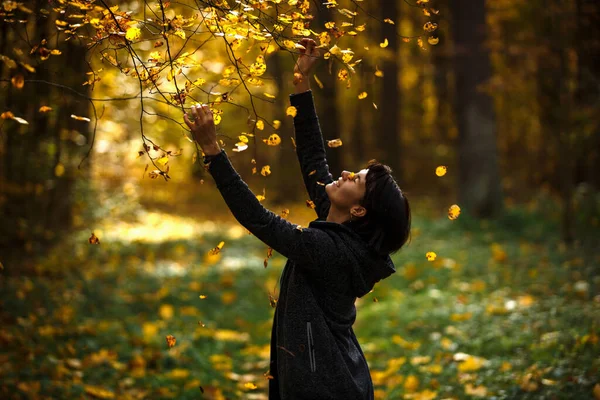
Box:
<box><xmin>0</xmin><ymin>204</ymin><xmax>598</xmax><ymax>399</ymax></box>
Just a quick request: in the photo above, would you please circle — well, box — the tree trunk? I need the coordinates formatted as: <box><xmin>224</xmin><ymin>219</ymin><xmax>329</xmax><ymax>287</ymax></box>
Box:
<box><xmin>312</xmin><ymin>4</ymin><xmax>342</xmax><ymax>177</ymax></box>
<box><xmin>0</xmin><ymin>0</ymin><xmax>91</xmax><ymax>265</ymax></box>
<box><xmin>377</xmin><ymin>0</ymin><xmax>402</xmax><ymax>179</ymax></box>
<box><xmin>451</xmin><ymin>0</ymin><xmax>503</xmax><ymax>217</ymax></box>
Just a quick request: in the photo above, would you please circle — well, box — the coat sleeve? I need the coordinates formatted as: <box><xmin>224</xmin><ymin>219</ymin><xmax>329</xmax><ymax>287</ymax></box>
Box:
<box><xmin>289</xmin><ymin>90</ymin><xmax>334</xmax><ymax>220</ymax></box>
<box><xmin>206</xmin><ymin>149</ymin><xmax>338</xmax><ymax>271</ymax></box>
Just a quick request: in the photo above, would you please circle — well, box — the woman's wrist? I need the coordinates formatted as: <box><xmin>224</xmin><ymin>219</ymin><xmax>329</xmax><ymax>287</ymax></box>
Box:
<box><xmin>201</xmin><ymin>142</ymin><xmax>222</xmax><ymax>156</ymax></box>
<box><xmin>294</xmin><ymin>75</ymin><xmax>310</xmax><ymax>93</ymax></box>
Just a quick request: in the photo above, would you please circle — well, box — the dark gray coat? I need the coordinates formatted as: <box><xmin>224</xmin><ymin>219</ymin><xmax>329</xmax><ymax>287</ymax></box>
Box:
<box><xmin>205</xmin><ymin>90</ymin><xmax>396</xmax><ymax>399</ymax></box>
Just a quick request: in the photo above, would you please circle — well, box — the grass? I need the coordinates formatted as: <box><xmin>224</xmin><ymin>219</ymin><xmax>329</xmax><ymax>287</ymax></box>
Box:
<box><xmin>0</xmin><ymin>202</ymin><xmax>599</xmax><ymax>399</ymax></box>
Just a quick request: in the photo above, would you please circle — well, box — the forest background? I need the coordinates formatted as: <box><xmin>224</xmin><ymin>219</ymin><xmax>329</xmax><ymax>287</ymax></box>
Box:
<box><xmin>0</xmin><ymin>0</ymin><xmax>599</xmax><ymax>399</ymax></box>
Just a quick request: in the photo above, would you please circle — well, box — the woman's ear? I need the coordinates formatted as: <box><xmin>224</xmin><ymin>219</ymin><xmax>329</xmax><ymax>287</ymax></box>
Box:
<box><xmin>351</xmin><ymin>206</ymin><xmax>367</xmax><ymax>218</ymax></box>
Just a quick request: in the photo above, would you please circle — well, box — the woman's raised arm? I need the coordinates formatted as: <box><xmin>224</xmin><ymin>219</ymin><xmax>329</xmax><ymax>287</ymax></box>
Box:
<box><xmin>291</xmin><ymin>38</ymin><xmax>333</xmax><ymax>220</ymax></box>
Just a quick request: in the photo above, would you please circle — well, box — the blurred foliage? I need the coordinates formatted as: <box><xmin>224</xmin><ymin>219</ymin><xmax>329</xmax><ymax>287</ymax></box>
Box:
<box><xmin>1</xmin><ymin>201</ymin><xmax>599</xmax><ymax>399</ymax></box>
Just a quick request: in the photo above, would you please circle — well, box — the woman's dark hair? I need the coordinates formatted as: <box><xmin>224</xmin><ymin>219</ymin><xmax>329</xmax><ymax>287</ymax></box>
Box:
<box><xmin>343</xmin><ymin>160</ymin><xmax>411</xmax><ymax>256</ymax></box>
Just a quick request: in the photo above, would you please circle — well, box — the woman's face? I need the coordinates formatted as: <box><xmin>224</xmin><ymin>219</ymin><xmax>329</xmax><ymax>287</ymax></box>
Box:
<box><xmin>325</xmin><ymin>169</ymin><xmax>368</xmax><ymax>210</ymax></box>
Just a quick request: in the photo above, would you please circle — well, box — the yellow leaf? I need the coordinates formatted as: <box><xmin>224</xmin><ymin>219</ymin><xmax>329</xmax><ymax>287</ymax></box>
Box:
<box><xmin>327</xmin><ymin>139</ymin><xmax>343</xmax><ymax>148</ymax></box>
<box><xmin>383</xmin><ymin>18</ymin><xmax>395</xmax><ymax>25</ymax></box>
<box><xmin>435</xmin><ymin>166</ymin><xmax>447</xmax><ymax>176</ymax></box>
<box><xmin>54</xmin><ymin>163</ymin><xmax>65</xmax><ymax>177</ymax></box>
<box><xmin>404</xmin><ymin>375</ymin><xmax>419</xmax><ymax>392</ymax></box>
<box><xmin>286</xmin><ymin>106</ymin><xmax>297</xmax><ymax>117</ymax></box>
<box><xmin>157</xmin><ymin>156</ymin><xmax>169</xmax><ymax>166</ymax></box>
<box><xmin>374</xmin><ymin>66</ymin><xmax>384</xmax><ymax>77</ymax></box>
<box><xmin>358</xmin><ymin>92</ymin><xmax>368</xmax><ymax>99</ymax></box>
<box><xmin>457</xmin><ymin>354</ymin><xmax>486</xmax><ymax>372</ymax></box>
<box><xmin>425</xmin><ymin>251</ymin><xmax>436</xmax><ymax>261</ymax></box>
<box><xmin>84</xmin><ymin>385</ymin><xmax>115</xmax><ymax>399</ymax></box>
<box><xmin>166</xmin><ymin>334</ymin><xmax>176</xmax><ymax>348</ymax></box>
<box><xmin>39</xmin><ymin>106</ymin><xmax>52</xmax><ymax>112</ymax></box>
<box><xmin>159</xmin><ymin>304</ymin><xmax>174</xmax><ymax>320</ymax></box>
<box><xmin>448</xmin><ymin>204</ymin><xmax>461</xmax><ymax>220</ymax></box>
<box><xmin>264</xmin><ymin>92</ymin><xmax>276</xmax><ymax>99</ymax></box>
<box><xmin>423</xmin><ymin>21</ymin><xmax>438</xmax><ymax>33</ymax></box>
<box><xmin>337</xmin><ymin>68</ymin><xmax>349</xmax><ymax>81</ymax></box>
<box><xmin>273</xmin><ymin>120</ymin><xmax>281</xmax><ymax>129</ymax></box>
<box><xmin>244</xmin><ymin>382</ymin><xmax>257</xmax><ymax>390</ymax></box>
<box><xmin>465</xmin><ymin>384</ymin><xmax>487</xmax><ymax>397</ymax></box>
<box><xmin>174</xmin><ymin>29</ymin><xmax>185</xmax><ymax>40</ymax></box>
<box><xmin>199</xmin><ymin>294</ymin><xmax>207</xmax><ymax>299</ymax></box>
<box><xmin>428</xmin><ymin>36</ymin><xmax>439</xmax><ymax>45</ymax></box>
<box><xmin>256</xmin><ymin>120</ymin><xmax>264</xmax><ymax>130</ymax></box>
<box><xmin>71</xmin><ymin>114</ymin><xmax>90</xmax><ymax>122</ymax></box>
<box><xmin>11</xmin><ymin>74</ymin><xmax>24</xmax><ymax>89</ymax></box>
<box><xmin>254</xmin><ymin>188</ymin><xmax>266</xmax><ymax>201</ymax></box>
<box><xmin>261</xmin><ymin>165</ymin><xmax>271</xmax><ymax>176</ymax></box>
<box><xmin>169</xmin><ymin>368</ymin><xmax>189</xmax><ymax>378</ymax></box>
<box><xmin>313</xmin><ymin>74</ymin><xmax>324</xmax><ymax>89</ymax></box>
<box><xmin>262</xmin><ymin>133</ymin><xmax>281</xmax><ymax>146</ymax></box>
<box><xmin>380</xmin><ymin>38</ymin><xmax>389</xmax><ymax>48</ymax></box>
<box><xmin>209</xmin><ymin>241</ymin><xmax>225</xmax><ymax>255</ymax></box>
<box><xmin>125</xmin><ymin>27</ymin><xmax>141</xmax><ymax>41</ymax></box>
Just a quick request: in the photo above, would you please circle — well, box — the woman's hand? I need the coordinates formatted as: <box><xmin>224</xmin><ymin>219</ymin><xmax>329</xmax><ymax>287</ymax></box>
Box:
<box><xmin>184</xmin><ymin>103</ymin><xmax>221</xmax><ymax>155</ymax></box>
<box><xmin>293</xmin><ymin>38</ymin><xmax>320</xmax><ymax>87</ymax></box>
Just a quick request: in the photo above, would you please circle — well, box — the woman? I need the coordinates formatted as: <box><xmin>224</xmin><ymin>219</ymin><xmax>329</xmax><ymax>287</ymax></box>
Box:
<box><xmin>184</xmin><ymin>38</ymin><xmax>411</xmax><ymax>400</ymax></box>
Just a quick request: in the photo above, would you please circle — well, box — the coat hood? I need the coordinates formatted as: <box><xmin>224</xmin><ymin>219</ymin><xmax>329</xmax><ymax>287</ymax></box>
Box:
<box><xmin>309</xmin><ymin>220</ymin><xmax>396</xmax><ymax>298</ymax></box>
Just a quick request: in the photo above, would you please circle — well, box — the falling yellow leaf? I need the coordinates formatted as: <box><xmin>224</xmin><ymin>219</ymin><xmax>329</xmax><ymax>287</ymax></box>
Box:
<box><xmin>166</xmin><ymin>334</ymin><xmax>176</xmax><ymax>348</ymax></box>
<box><xmin>383</xmin><ymin>18</ymin><xmax>395</xmax><ymax>24</ymax></box>
<box><xmin>125</xmin><ymin>27</ymin><xmax>141</xmax><ymax>41</ymax></box>
<box><xmin>71</xmin><ymin>114</ymin><xmax>91</xmax><ymax>122</ymax></box>
<box><xmin>428</xmin><ymin>36</ymin><xmax>439</xmax><ymax>45</ymax></box>
<box><xmin>272</xmin><ymin>120</ymin><xmax>281</xmax><ymax>129</ymax></box>
<box><xmin>373</xmin><ymin>102</ymin><xmax>378</xmax><ymax>109</ymax></box>
<box><xmin>374</xmin><ymin>66</ymin><xmax>384</xmax><ymax>77</ymax></box>
<box><xmin>88</xmin><ymin>232</ymin><xmax>100</xmax><ymax>244</ymax></box>
<box><xmin>286</xmin><ymin>106</ymin><xmax>297</xmax><ymax>117</ymax></box>
<box><xmin>39</xmin><ymin>106</ymin><xmax>52</xmax><ymax>112</ymax></box>
<box><xmin>423</xmin><ymin>21</ymin><xmax>438</xmax><ymax>33</ymax></box>
<box><xmin>54</xmin><ymin>163</ymin><xmax>65</xmax><ymax>177</ymax></box>
<box><xmin>327</xmin><ymin>139</ymin><xmax>343</xmax><ymax>148</ymax></box>
<box><xmin>11</xmin><ymin>74</ymin><xmax>24</xmax><ymax>89</ymax></box>
<box><xmin>313</xmin><ymin>74</ymin><xmax>324</xmax><ymax>89</ymax></box>
<box><xmin>244</xmin><ymin>382</ymin><xmax>257</xmax><ymax>390</ymax></box>
<box><xmin>426</xmin><ymin>251</ymin><xmax>436</xmax><ymax>261</ymax></box>
<box><xmin>209</xmin><ymin>241</ymin><xmax>225</xmax><ymax>255</ymax></box>
<box><xmin>306</xmin><ymin>200</ymin><xmax>316</xmax><ymax>209</ymax></box>
<box><xmin>199</xmin><ymin>295</ymin><xmax>207</xmax><ymax>299</ymax></box>
<box><xmin>337</xmin><ymin>68</ymin><xmax>349</xmax><ymax>81</ymax></box>
<box><xmin>261</xmin><ymin>165</ymin><xmax>271</xmax><ymax>176</ymax></box>
<box><xmin>435</xmin><ymin>166</ymin><xmax>447</xmax><ymax>176</ymax></box>
<box><xmin>358</xmin><ymin>92</ymin><xmax>368</xmax><ymax>99</ymax></box>
<box><xmin>380</xmin><ymin>38</ymin><xmax>389</xmax><ymax>48</ymax></box>
<box><xmin>448</xmin><ymin>204</ymin><xmax>461</xmax><ymax>220</ymax></box>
